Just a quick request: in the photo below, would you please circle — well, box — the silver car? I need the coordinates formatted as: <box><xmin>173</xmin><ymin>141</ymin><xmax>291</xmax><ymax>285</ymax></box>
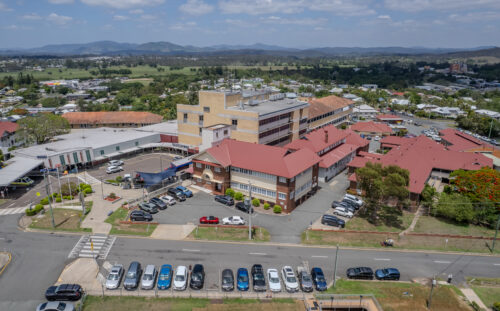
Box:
<box><xmin>36</xmin><ymin>302</ymin><xmax>75</xmax><ymax>311</ymax></box>
<box><xmin>105</xmin><ymin>264</ymin><xmax>124</xmax><ymax>290</ymax></box>
<box><xmin>141</xmin><ymin>265</ymin><xmax>157</xmax><ymax>290</ymax></box>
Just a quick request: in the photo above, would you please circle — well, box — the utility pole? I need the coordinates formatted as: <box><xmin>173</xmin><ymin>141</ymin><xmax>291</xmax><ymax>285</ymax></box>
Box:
<box><xmin>44</xmin><ymin>172</ymin><xmax>55</xmax><ymax>228</ymax></box>
<box><xmin>248</xmin><ymin>180</ymin><xmax>252</xmax><ymax>240</ymax></box>
<box><xmin>488</xmin><ymin>118</ymin><xmax>494</xmax><ymax>139</ymax></box>
<box><xmin>160</xmin><ymin>155</ymin><xmax>164</xmax><ymax>187</ymax></box>
<box><xmin>333</xmin><ymin>244</ymin><xmax>339</xmax><ymax>288</ymax></box>
<box><xmin>427</xmin><ymin>278</ymin><xmax>437</xmax><ymax>309</ymax></box>
<box><xmin>56</xmin><ymin>167</ymin><xmax>63</xmax><ymax>206</ymax></box>
<box><xmin>492</xmin><ymin>212</ymin><xmax>500</xmax><ymax>252</ymax></box>
<box><xmin>100</xmin><ymin>177</ymin><xmax>104</xmax><ymax>200</ymax></box>
<box><xmin>79</xmin><ymin>191</ymin><xmax>85</xmax><ymax>223</ymax></box>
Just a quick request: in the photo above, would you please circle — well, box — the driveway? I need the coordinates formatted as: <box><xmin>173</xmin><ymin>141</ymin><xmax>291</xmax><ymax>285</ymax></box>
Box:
<box><xmin>150</xmin><ymin>173</ymin><xmax>349</xmax><ymax>244</ymax></box>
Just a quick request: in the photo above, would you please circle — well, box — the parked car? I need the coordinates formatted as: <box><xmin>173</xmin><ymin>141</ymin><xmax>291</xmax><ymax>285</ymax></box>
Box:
<box><xmin>138</xmin><ymin>202</ymin><xmax>158</xmax><ymax>214</ymax></box>
<box><xmin>159</xmin><ymin>195</ymin><xmax>176</xmax><ymax>206</ymax></box>
<box><xmin>221</xmin><ymin>269</ymin><xmax>234</xmax><ymax>291</ymax></box>
<box><xmin>45</xmin><ymin>284</ymin><xmax>83</xmax><ymax>301</ymax></box>
<box><xmin>333</xmin><ymin>206</ymin><xmax>354</xmax><ymax>218</ymax></box>
<box><xmin>167</xmin><ymin>188</ymin><xmax>186</xmax><ymax>201</ymax></box>
<box><xmin>214</xmin><ymin>195</ymin><xmax>234</xmax><ymax>206</ymax></box>
<box><xmin>222</xmin><ymin>216</ymin><xmax>245</xmax><ymax>225</ymax></box>
<box><xmin>251</xmin><ymin>264</ymin><xmax>267</xmax><ymax>292</ymax></box>
<box><xmin>311</xmin><ymin>267</ymin><xmax>327</xmax><ymax>291</ymax></box>
<box><xmin>344</xmin><ymin>194</ymin><xmax>363</xmax><ymax>206</ymax></box>
<box><xmin>157</xmin><ymin>264</ymin><xmax>173</xmax><ymax>290</ymax></box>
<box><xmin>237</xmin><ymin>268</ymin><xmax>250</xmax><ymax>291</ymax></box>
<box><xmin>173</xmin><ymin>266</ymin><xmax>188</xmax><ymax>290</ymax></box>
<box><xmin>105</xmin><ymin>264</ymin><xmax>124</xmax><ymax>289</ymax></box>
<box><xmin>346</xmin><ymin>267</ymin><xmax>374</xmax><ymax>280</ymax></box>
<box><xmin>235</xmin><ymin>202</ymin><xmax>254</xmax><ymax>214</ymax></box>
<box><xmin>141</xmin><ymin>265</ymin><xmax>157</xmax><ymax>290</ymax></box>
<box><xmin>176</xmin><ymin>185</ymin><xmax>193</xmax><ymax>198</ymax></box>
<box><xmin>321</xmin><ymin>215</ymin><xmax>345</xmax><ymax>228</ymax></box>
<box><xmin>332</xmin><ymin>201</ymin><xmax>355</xmax><ymax>211</ymax></box>
<box><xmin>375</xmin><ymin>268</ymin><xmax>400</xmax><ymax>280</ymax></box>
<box><xmin>297</xmin><ymin>266</ymin><xmax>313</xmax><ymax>292</ymax></box>
<box><xmin>199</xmin><ymin>216</ymin><xmax>219</xmax><ymax>224</ymax></box>
<box><xmin>123</xmin><ymin>262</ymin><xmax>142</xmax><ymax>290</ymax></box>
<box><xmin>130</xmin><ymin>210</ymin><xmax>153</xmax><ymax>222</ymax></box>
<box><xmin>267</xmin><ymin>268</ymin><xmax>281</xmax><ymax>292</ymax></box>
<box><xmin>281</xmin><ymin>266</ymin><xmax>299</xmax><ymax>292</ymax></box>
<box><xmin>341</xmin><ymin>199</ymin><xmax>359</xmax><ymax>210</ymax></box>
<box><xmin>36</xmin><ymin>302</ymin><xmax>75</xmax><ymax>311</ymax></box>
<box><xmin>106</xmin><ymin>166</ymin><xmax>123</xmax><ymax>174</ymax></box>
<box><xmin>108</xmin><ymin>160</ymin><xmax>124</xmax><ymax>166</ymax></box>
<box><xmin>149</xmin><ymin>197</ymin><xmax>167</xmax><ymax>210</ymax></box>
<box><xmin>189</xmin><ymin>264</ymin><xmax>205</xmax><ymax>290</ymax></box>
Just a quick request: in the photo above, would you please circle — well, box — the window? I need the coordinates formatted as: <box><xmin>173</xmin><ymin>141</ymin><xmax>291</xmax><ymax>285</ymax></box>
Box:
<box><xmin>203</xmin><ymin>106</ymin><xmax>210</xmax><ymax>112</ymax></box>
<box><xmin>278</xmin><ymin>192</ymin><xmax>286</xmax><ymax>200</ymax></box>
<box><xmin>199</xmin><ymin>115</ymin><xmax>203</xmax><ymax>122</ymax></box>
<box><xmin>199</xmin><ymin>128</ymin><xmax>202</xmax><ymax>136</ymax></box>
<box><xmin>224</xmin><ymin>130</ymin><xmax>228</xmax><ymax>135</ymax></box>
<box><xmin>196</xmin><ymin>162</ymin><xmax>202</xmax><ymax>168</ymax></box>
<box><xmin>183</xmin><ymin>113</ymin><xmax>188</xmax><ymax>123</ymax></box>
<box><xmin>59</xmin><ymin>155</ymin><xmax>66</xmax><ymax>165</ymax></box>
<box><xmin>232</xmin><ymin>119</ymin><xmax>238</xmax><ymax>126</ymax></box>
<box><xmin>290</xmin><ymin>191</ymin><xmax>295</xmax><ymax>199</ymax></box>
<box><xmin>135</xmin><ymin>141</ymin><xmax>139</xmax><ymax>146</ymax></box>
<box><xmin>279</xmin><ymin>177</ymin><xmax>287</xmax><ymax>183</ymax></box>
<box><xmin>214</xmin><ymin>167</ymin><xmax>221</xmax><ymax>172</ymax></box>
<box><xmin>85</xmin><ymin>150</ymin><xmax>91</xmax><ymax>162</ymax></box>
<box><xmin>205</xmin><ymin>165</ymin><xmax>212</xmax><ymax>170</ymax></box>
<box><xmin>100</xmin><ymin>150</ymin><xmax>104</xmax><ymax>155</ymax></box>
<box><xmin>73</xmin><ymin>152</ymin><xmax>79</xmax><ymax>164</ymax></box>
<box><xmin>216</xmin><ymin>132</ymin><xmax>219</xmax><ymax>138</ymax></box>
<box><xmin>116</xmin><ymin>146</ymin><xmax>120</xmax><ymax>151</ymax></box>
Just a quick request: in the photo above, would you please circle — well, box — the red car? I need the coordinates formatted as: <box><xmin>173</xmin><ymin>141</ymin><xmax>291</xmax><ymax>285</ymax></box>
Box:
<box><xmin>199</xmin><ymin>216</ymin><xmax>219</xmax><ymax>224</ymax></box>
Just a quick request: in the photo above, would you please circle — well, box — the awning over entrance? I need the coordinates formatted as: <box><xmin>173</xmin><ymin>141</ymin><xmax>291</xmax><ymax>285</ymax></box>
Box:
<box><xmin>0</xmin><ymin>156</ymin><xmax>44</xmax><ymax>187</ymax></box>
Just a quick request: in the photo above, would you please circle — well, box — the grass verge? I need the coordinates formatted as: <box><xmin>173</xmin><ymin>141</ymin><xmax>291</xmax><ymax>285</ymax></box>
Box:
<box><xmin>414</xmin><ymin>216</ymin><xmax>495</xmax><ymax>237</ymax></box>
<box><xmin>82</xmin><ymin>296</ymin><xmax>302</xmax><ymax>311</ymax></box>
<box><xmin>105</xmin><ymin>207</ymin><xmax>157</xmax><ymax>237</ymax></box>
<box><xmin>345</xmin><ymin>208</ymin><xmax>413</xmax><ymax>232</ymax></box>
<box><xmin>29</xmin><ymin>206</ymin><xmax>92</xmax><ymax>232</ymax></box>
<box><xmin>189</xmin><ymin>226</ymin><xmax>270</xmax><ymax>242</ymax></box>
<box><xmin>470</xmin><ymin>286</ymin><xmax>500</xmax><ymax>309</ymax></box>
<box><xmin>324</xmin><ymin>279</ymin><xmax>470</xmax><ymax>311</ymax></box>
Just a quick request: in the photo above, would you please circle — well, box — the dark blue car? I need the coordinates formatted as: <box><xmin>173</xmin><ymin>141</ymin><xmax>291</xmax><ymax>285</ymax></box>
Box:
<box><xmin>157</xmin><ymin>264</ymin><xmax>173</xmax><ymax>290</ymax></box>
<box><xmin>311</xmin><ymin>267</ymin><xmax>327</xmax><ymax>291</ymax></box>
<box><xmin>236</xmin><ymin>268</ymin><xmax>249</xmax><ymax>291</ymax></box>
<box><xmin>176</xmin><ymin>186</ymin><xmax>193</xmax><ymax>198</ymax></box>
<box><xmin>375</xmin><ymin>268</ymin><xmax>400</xmax><ymax>280</ymax></box>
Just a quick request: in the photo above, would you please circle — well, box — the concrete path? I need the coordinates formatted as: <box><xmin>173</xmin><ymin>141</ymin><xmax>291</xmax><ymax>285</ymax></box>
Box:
<box><xmin>57</xmin><ymin>258</ymin><xmax>102</xmax><ymax>292</ymax></box>
<box><xmin>150</xmin><ymin>224</ymin><xmax>196</xmax><ymax>240</ymax></box>
<box><xmin>400</xmin><ymin>206</ymin><xmax>423</xmax><ymax>236</ymax></box>
<box><xmin>460</xmin><ymin>287</ymin><xmax>489</xmax><ymax>310</ymax></box>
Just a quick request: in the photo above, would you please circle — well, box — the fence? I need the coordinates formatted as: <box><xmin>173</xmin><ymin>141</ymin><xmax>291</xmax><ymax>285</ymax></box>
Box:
<box><xmin>312</xmin><ymin>294</ymin><xmax>383</xmax><ymax>311</ymax></box>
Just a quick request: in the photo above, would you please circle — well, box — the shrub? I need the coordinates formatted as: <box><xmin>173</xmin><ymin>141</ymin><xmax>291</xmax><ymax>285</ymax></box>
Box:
<box><xmin>84</xmin><ymin>188</ymin><xmax>93</xmax><ymax>194</ymax></box>
<box><xmin>493</xmin><ymin>302</ymin><xmax>500</xmax><ymax>311</ymax></box>
<box><xmin>263</xmin><ymin>203</ymin><xmax>270</xmax><ymax>210</ymax></box>
<box><xmin>273</xmin><ymin>205</ymin><xmax>282</xmax><ymax>213</ymax></box>
<box><xmin>34</xmin><ymin>204</ymin><xmax>44</xmax><ymax>213</ymax></box>
<box><xmin>63</xmin><ymin>195</ymin><xmax>73</xmax><ymax>200</ymax></box>
<box><xmin>116</xmin><ymin>176</ymin><xmax>123</xmax><ymax>182</ymax></box>
<box><xmin>25</xmin><ymin>208</ymin><xmax>37</xmax><ymax>216</ymax></box>
<box><xmin>252</xmin><ymin>198</ymin><xmax>260</xmax><ymax>207</ymax></box>
<box><xmin>234</xmin><ymin>192</ymin><xmax>244</xmax><ymax>201</ymax></box>
<box><xmin>225</xmin><ymin>188</ymin><xmax>235</xmax><ymax>198</ymax></box>
<box><xmin>40</xmin><ymin>197</ymin><xmax>49</xmax><ymax>205</ymax></box>
<box><xmin>55</xmin><ymin>197</ymin><xmax>62</xmax><ymax>203</ymax></box>
<box><xmin>61</xmin><ymin>182</ymin><xmax>78</xmax><ymax>196</ymax></box>
<box><xmin>109</xmin><ymin>192</ymin><xmax>117</xmax><ymax>199</ymax></box>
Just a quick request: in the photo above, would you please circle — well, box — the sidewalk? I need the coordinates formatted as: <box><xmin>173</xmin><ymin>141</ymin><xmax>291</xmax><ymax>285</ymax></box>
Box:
<box><xmin>460</xmin><ymin>287</ymin><xmax>489</xmax><ymax>310</ymax></box>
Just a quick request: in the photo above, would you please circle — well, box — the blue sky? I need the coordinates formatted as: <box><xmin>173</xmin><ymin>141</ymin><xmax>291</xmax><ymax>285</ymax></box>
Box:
<box><xmin>1</xmin><ymin>0</ymin><xmax>499</xmax><ymax>49</ymax></box>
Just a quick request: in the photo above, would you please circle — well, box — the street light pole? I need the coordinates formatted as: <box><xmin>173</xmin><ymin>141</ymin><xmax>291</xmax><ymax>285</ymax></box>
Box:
<box><xmin>427</xmin><ymin>278</ymin><xmax>437</xmax><ymax>309</ymax></box>
<box><xmin>492</xmin><ymin>213</ymin><xmax>500</xmax><ymax>252</ymax></box>
<box><xmin>248</xmin><ymin>180</ymin><xmax>252</xmax><ymax>241</ymax></box>
<box><xmin>44</xmin><ymin>172</ymin><xmax>55</xmax><ymax>228</ymax></box>
<box><xmin>333</xmin><ymin>244</ymin><xmax>339</xmax><ymax>288</ymax></box>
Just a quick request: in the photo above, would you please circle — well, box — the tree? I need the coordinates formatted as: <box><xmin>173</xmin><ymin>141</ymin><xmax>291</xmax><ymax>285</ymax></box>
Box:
<box><xmin>41</xmin><ymin>97</ymin><xmax>66</xmax><ymax>108</ymax></box>
<box><xmin>433</xmin><ymin>193</ymin><xmax>474</xmax><ymax>223</ymax></box>
<box><xmin>356</xmin><ymin>162</ymin><xmax>409</xmax><ymax>223</ymax></box>
<box><xmin>18</xmin><ymin>114</ymin><xmax>70</xmax><ymax>144</ymax></box>
<box><xmin>114</xmin><ymin>92</ymin><xmax>133</xmax><ymax>106</ymax></box>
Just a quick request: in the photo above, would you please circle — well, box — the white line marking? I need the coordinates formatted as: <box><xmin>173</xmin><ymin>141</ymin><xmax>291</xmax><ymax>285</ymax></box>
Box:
<box><xmin>182</xmin><ymin>249</ymin><xmax>200</xmax><ymax>252</ymax></box>
<box><xmin>373</xmin><ymin>258</ymin><xmax>391</xmax><ymax>261</ymax></box>
<box><xmin>249</xmin><ymin>252</ymin><xmax>267</xmax><ymax>256</ymax></box>
<box><xmin>494</xmin><ymin>264</ymin><xmax>500</xmax><ymax>266</ymax></box>
<box><xmin>433</xmin><ymin>261</ymin><xmax>451</xmax><ymax>264</ymax></box>
<box><xmin>311</xmin><ymin>255</ymin><xmax>328</xmax><ymax>258</ymax></box>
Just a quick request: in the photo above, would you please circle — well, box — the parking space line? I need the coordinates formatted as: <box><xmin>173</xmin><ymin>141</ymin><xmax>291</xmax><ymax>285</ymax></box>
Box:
<box><xmin>311</xmin><ymin>255</ymin><xmax>328</xmax><ymax>258</ymax></box>
<box><xmin>494</xmin><ymin>263</ymin><xmax>500</xmax><ymax>266</ymax></box>
<box><xmin>249</xmin><ymin>252</ymin><xmax>267</xmax><ymax>256</ymax></box>
<box><xmin>373</xmin><ymin>258</ymin><xmax>391</xmax><ymax>261</ymax></box>
<box><xmin>182</xmin><ymin>249</ymin><xmax>200</xmax><ymax>252</ymax></box>
<box><xmin>433</xmin><ymin>260</ymin><xmax>451</xmax><ymax>264</ymax></box>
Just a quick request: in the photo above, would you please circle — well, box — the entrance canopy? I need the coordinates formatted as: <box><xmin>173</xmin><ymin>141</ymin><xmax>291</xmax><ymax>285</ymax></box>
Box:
<box><xmin>0</xmin><ymin>156</ymin><xmax>44</xmax><ymax>187</ymax></box>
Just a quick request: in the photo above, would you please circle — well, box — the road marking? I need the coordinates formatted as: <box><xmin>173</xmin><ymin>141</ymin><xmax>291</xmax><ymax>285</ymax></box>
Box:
<box><xmin>373</xmin><ymin>258</ymin><xmax>391</xmax><ymax>261</ymax></box>
<box><xmin>182</xmin><ymin>249</ymin><xmax>200</xmax><ymax>252</ymax></box>
<box><xmin>494</xmin><ymin>264</ymin><xmax>500</xmax><ymax>266</ymax></box>
<box><xmin>311</xmin><ymin>255</ymin><xmax>328</xmax><ymax>258</ymax></box>
<box><xmin>249</xmin><ymin>252</ymin><xmax>267</xmax><ymax>256</ymax></box>
<box><xmin>433</xmin><ymin>260</ymin><xmax>451</xmax><ymax>264</ymax></box>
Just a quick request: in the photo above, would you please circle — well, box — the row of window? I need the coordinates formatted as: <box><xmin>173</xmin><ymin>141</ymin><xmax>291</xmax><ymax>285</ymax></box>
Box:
<box><xmin>58</xmin><ymin>150</ymin><xmax>92</xmax><ymax>165</ymax></box>
<box><xmin>296</xmin><ymin>180</ymin><xmax>312</xmax><ymax>196</ymax></box>
<box><xmin>259</xmin><ymin>124</ymin><xmax>290</xmax><ymax>139</ymax></box>
<box><xmin>296</xmin><ymin>167</ymin><xmax>312</xmax><ymax>179</ymax></box>
<box><xmin>307</xmin><ymin>108</ymin><xmax>346</xmax><ymax>123</ymax></box>
<box><xmin>231</xmin><ymin>167</ymin><xmax>276</xmax><ymax>181</ymax></box>
<box><xmin>231</xmin><ymin>181</ymin><xmax>276</xmax><ymax>198</ymax></box>
<box><xmin>259</xmin><ymin>113</ymin><xmax>290</xmax><ymax>126</ymax></box>
<box><xmin>195</xmin><ymin>162</ymin><xmax>222</xmax><ymax>172</ymax></box>
<box><xmin>318</xmin><ymin>139</ymin><xmax>344</xmax><ymax>156</ymax></box>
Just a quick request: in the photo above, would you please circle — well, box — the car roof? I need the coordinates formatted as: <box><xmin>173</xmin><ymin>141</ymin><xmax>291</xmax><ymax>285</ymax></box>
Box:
<box><xmin>111</xmin><ymin>265</ymin><xmax>123</xmax><ymax>272</ymax></box>
<box><xmin>268</xmin><ymin>269</ymin><xmax>278</xmax><ymax>275</ymax></box>
<box><xmin>238</xmin><ymin>268</ymin><xmax>248</xmax><ymax>274</ymax></box>
<box><xmin>144</xmin><ymin>265</ymin><xmax>156</xmax><ymax>274</ymax></box>
<box><xmin>176</xmin><ymin>266</ymin><xmax>187</xmax><ymax>273</ymax></box>
<box><xmin>222</xmin><ymin>269</ymin><xmax>233</xmax><ymax>276</ymax></box>
<box><xmin>312</xmin><ymin>267</ymin><xmax>323</xmax><ymax>274</ymax></box>
<box><xmin>193</xmin><ymin>264</ymin><xmax>204</xmax><ymax>272</ymax></box>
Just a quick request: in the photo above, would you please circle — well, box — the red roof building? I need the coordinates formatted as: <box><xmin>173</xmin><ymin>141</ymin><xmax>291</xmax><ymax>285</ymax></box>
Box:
<box><xmin>350</xmin><ymin>121</ymin><xmax>393</xmax><ymax>137</ymax></box>
<box><xmin>192</xmin><ymin>139</ymin><xmax>321</xmax><ymax>212</ymax></box>
<box><xmin>0</xmin><ymin>121</ymin><xmax>20</xmax><ymax>153</ymax></box>
<box><xmin>348</xmin><ymin>135</ymin><xmax>493</xmax><ymax>202</ymax></box>
<box><xmin>62</xmin><ymin>111</ymin><xmax>163</xmax><ymax>128</ymax></box>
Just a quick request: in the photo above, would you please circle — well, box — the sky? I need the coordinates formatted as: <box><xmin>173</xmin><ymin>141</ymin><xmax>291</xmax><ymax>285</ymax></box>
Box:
<box><xmin>0</xmin><ymin>0</ymin><xmax>500</xmax><ymax>49</ymax></box>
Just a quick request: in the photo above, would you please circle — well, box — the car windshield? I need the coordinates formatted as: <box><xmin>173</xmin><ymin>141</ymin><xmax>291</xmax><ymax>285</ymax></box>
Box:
<box><xmin>126</xmin><ymin>272</ymin><xmax>136</xmax><ymax>278</ymax></box>
<box><xmin>382</xmin><ymin>269</ymin><xmax>389</xmax><ymax>274</ymax></box>
<box><xmin>270</xmin><ymin>277</ymin><xmax>279</xmax><ymax>283</ymax></box>
<box><xmin>317</xmin><ymin>276</ymin><xmax>325</xmax><ymax>282</ymax></box>
<box><xmin>238</xmin><ymin>275</ymin><xmax>248</xmax><ymax>282</ymax></box>
<box><xmin>143</xmin><ymin>274</ymin><xmax>153</xmax><ymax>281</ymax></box>
<box><xmin>175</xmin><ymin>275</ymin><xmax>185</xmax><ymax>282</ymax></box>
<box><xmin>223</xmin><ymin>277</ymin><xmax>232</xmax><ymax>284</ymax></box>
<box><xmin>159</xmin><ymin>273</ymin><xmax>170</xmax><ymax>281</ymax></box>
<box><xmin>287</xmin><ymin>276</ymin><xmax>296</xmax><ymax>283</ymax></box>
<box><xmin>302</xmin><ymin>275</ymin><xmax>312</xmax><ymax>282</ymax></box>
<box><xmin>57</xmin><ymin>303</ymin><xmax>67</xmax><ymax>309</ymax></box>
<box><xmin>108</xmin><ymin>273</ymin><xmax>119</xmax><ymax>280</ymax></box>
<box><xmin>191</xmin><ymin>273</ymin><xmax>201</xmax><ymax>281</ymax></box>
<box><xmin>254</xmin><ymin>274</ymin><xmax>264</xmax><ymax>280</ymax></box>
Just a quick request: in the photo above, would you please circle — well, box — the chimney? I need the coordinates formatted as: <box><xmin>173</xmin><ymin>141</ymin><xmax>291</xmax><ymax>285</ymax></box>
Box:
<box><xmin>324</xmin><ymin>129</ymin><xmax>328</xmax><ymax>143</ymax></box>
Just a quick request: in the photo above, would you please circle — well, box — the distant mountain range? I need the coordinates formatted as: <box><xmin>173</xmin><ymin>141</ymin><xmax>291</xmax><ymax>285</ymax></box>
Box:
<box><xmin>0</xmin><ymin>41</ymin><xmax>497</xmax><ymax>57</ymax></box>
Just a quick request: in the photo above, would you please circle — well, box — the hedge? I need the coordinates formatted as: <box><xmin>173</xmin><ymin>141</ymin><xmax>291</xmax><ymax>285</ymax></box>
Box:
<box><xmin>273</xmin><ymin>205</ymin><xmax>282</xmax><ymax>213</ymax></box>
<box><xmin>25</xmin><ymin>204</ymin><xmax>44</xmax><ymax>216</ymax></box>
<box><xmin>40</xmin><ymin>197</ymin><xmax>49</xmax><ymax>205</ymax></box>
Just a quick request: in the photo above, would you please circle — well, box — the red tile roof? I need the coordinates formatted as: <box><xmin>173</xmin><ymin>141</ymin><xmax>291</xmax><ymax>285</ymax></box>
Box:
<box><xmin>308</xmin><ymin>95</ymin><xmax>353</xmax><ymax>118</ymax></box>
<box><xmin>344</xmin><ymin>129</ymin><xmax>370</xmax><ymax>149</ymax></box>
<box><xmin>319</xmin><ymin>144</ymin><xmax>357</xmax><ymax>168</ymax></box>
<box><xmin>348</xmin><ymin>135</ymin><xmax>493</xmax><ymax>194</ymax></box>
<box><xmin>62</xmin><ymin>112</ymin><xmax>163</xmax><ymax>125</ymax></box>
<box><xmin>285</xmin><ymin>125</ymin><xmax>349</xmax><ymax>153</ymax></box>
<box><xmin>201</xmin><ymin>139</ymin><xmax>321</xmax><ymax>178</ymax></box>
<box><xmin>439</xmin><ymin>128</ymin><xmax>496</xmax><ymax>152</ymax></box>
<box><xmin>0</xmin><ymin>121</ymin><xmax>18</xmax><ymax>137</ymax></box>
<box><xmin>350</xmin><ymin>121</ymin><xmax>393</xmax><ymax>134</ymax></box>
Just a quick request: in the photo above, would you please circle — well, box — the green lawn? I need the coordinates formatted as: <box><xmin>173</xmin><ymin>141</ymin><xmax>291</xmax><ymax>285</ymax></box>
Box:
<box><xmin>471</xmin><ymin>286</ymin><xmax>500</xmax><ymax>309</ymax></box>
<box><xmin>346</xmin><ymin>208</ymin><xmax>414</xmax><ymax>232</ymax></box>
<box><xmin>414</xmin><ymin>216</ymin><xmax>496</xmax><ymax>237</ymax></box>
<box><xmin>105</xmin><ymin>207</ymin><xmax>157</xmax><ymax>236</ymax></box>
<box><xmin>325</xmin><ymin>279</ymin><xmax>470</xmax><ymax>311</ymax></box>
<box><xmin>29</xmin><ymin>207</ymin><xmax>92</xmax><ymax>232</ymax></box>
<box><xmin>81</xmin><ymin>296</ymin><xmax>303</xmax><ymax>311</ymax></box>
<box><xmin>190</xmin><ymin>226</ymin><xmax>270</xmax><ymax>242</ymax></box>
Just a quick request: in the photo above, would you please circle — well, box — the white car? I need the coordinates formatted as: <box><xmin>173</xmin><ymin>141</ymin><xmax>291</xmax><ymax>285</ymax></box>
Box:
<box><xmin>267</xmin><ymin>269</ymin><xmax>281</xmax><ymax>292</ymax></box>
<box><xmin>160</xmin><ymin>195</ymin><xmax>176</xmax><ymax>206</ymax></box>
<box><xmin>141</xmin><ymin>265</ymin><xmax>157</xmax><ymax>290</ymax></box>
<box><xmin>281</xmin><ymin>266</ymin><xmax>299</xmax><ymax>292</ymax></box>
<box><xmin>106</xmin><ymin>166</ymin><xmax>123</xmax><ymax>174</ymax></box>
<box><xmin>222</xmin><ymin>216</ymin><xmax>245</xmax><ymax>225</ymax></box>
<box><xmin>334</xmin><ymin>207</ymin><xmax>353</xmax><ymax>218</ymax></box>
<box><xmin>344</xmin><ymin>194</ymin><xmax>363</xmax><ymax>206</ymax></box>
<box><xmin>173</xmin><ymin>266</ymin><xmax>188</xmax><ymax>290</ymax></box>
<box><xmin>108</xmin><ymin>160</ymin><xmax>124</xmax><ymax>166</ymax></box>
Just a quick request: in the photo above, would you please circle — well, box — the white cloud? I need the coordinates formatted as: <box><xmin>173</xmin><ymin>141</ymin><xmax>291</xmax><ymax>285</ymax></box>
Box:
<box><xmin>80</xmin><ymin>0</ymin><xmax>164</xmax><ymax>9</ymax></box>
<box><xmin>22</xmin><ymin>13</ymin><xmax>42</xmax><ymax>20</ymax></box>
<box><xmin>48</xmin><ymin>0</ymin><xmax>74</xmax><ymax>4</ymax></box>
<box><xmin>377</xmin><ymin>15</ymin><xmax>391</xmax><ymax>20</ymax></box>
<box><xmin>169</xmin><ymin>21</ymin><xmax>197</xmax><ymax>30</ymax></box>
<box><xmin>47</xmin><ymin>12</ymin><xmax>73</xmax><ymax>25</ymax></box>
<box><xmin>384</xmin><ymin>0</ymin><xmax>500</xmax><ymax>12</ymax></box>
<box><xmin>180</xmin><ymin>0</ymin><xmax>214</xmax><ymax>15</ymax></box>
<box><xmin>0</xmin><ymin>1</ymin><xmax>13</xmax><ymax>11</ymax></box>
<box><xmin>4</xmin><ymin>24</ymin><xmax>18</xmax><ymax>29</ymax></box>
<box><xmin>113</xmin><ymin>15</ymin><xmax>129</xmax><ymax>21</ymax></box>
<box><xmin>129</xmin><ymin>9</ymin><xmax>143</xmax><ymax>14</ymax></box>
<box><xmin>260</xmin><ymin>16</ymin><xmax>327</xmax><ymax>26</ymax></box>
<box><xmin>448</xmin><ymin>11</ymin><xmax>500</xmax><ymax>22</ymax></box>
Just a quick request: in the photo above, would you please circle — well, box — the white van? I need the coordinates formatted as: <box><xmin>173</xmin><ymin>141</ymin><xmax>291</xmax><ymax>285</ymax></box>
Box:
<box><xmin>173</xmin><ymin>266</ymin><xmax>188</xmax><ymax>290</ymax></box>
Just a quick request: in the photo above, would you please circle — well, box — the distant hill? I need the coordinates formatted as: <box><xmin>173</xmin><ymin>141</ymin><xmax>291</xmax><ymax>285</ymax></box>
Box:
<box><xmin>0</xmin><ymin>40</ymin><xmax>497</xmax><ymax>57</ymax></box>
<box><xmin>444</xmin><ymin>47</ymin><xmax>500</xmax><ymax>58</ymax></box>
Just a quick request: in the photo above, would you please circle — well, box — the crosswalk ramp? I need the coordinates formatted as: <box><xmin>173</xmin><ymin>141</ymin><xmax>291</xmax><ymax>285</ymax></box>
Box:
<box><xmin>68</xmin><ymin>234</ymin><xmax>116</xmax><ymax>260</ymax></box>
<box><xmin>0</xmin><ymin>207</ymin><xmax>26</xmax><ymax>216</ymax></box>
